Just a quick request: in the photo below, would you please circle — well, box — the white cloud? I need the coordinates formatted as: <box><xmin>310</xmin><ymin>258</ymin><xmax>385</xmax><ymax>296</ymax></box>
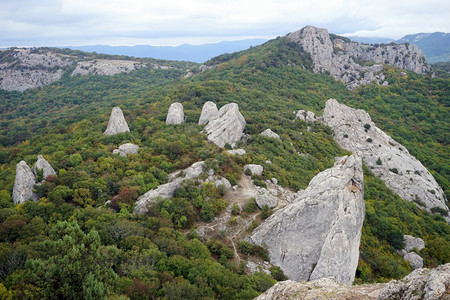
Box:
<box><xmin>1</xmin><ymin>0</ymin><xmax>449</xmax><ymax>46</ymax></box>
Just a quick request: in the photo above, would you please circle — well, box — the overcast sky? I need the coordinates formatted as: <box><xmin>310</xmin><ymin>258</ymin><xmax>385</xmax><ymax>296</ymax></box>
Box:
<box><xmin>1</xmin><ymin>0</ymin><xmax>450</xmax><ymax>47</ymax></box>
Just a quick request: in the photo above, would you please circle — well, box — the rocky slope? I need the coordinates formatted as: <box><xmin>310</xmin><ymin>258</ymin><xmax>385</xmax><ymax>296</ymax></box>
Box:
<box><xmin>287</xmin><ymin>26</ymin><xmax>430</xmax><ymax>89</ymax></box>
<box><xmin>250</xmin><ymin>155</ymin><xmax>365</xmax><ymax>284</ymax></box>
<box><xmin>322</xmin><ymin>98</ymin><xmax>449</xmax><ymax>220</ymax></box>
<box><xmin>256</xmin><ymin>264</ymin><xmax>450</xmax><ymax>300</ymax></box>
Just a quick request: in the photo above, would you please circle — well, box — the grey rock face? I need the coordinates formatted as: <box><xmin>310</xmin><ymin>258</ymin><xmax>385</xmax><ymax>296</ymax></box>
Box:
<box><xmin>404</xmin><ymin>252</ymin><xmax>424</xmax><ymax>269</ymax></box>
<box><xmin>226</xmin><ymin>149</ymin><xmax>246</xmax><ymax>156</ymax></box>
<box><xmin>134</xmin><ymin>161</ymin><xmax>205</xmax><ymax>214</ymax></box>
<box><xmin>13</xmin><ymin>161</ymin><xmax>39</xmax><ymax>204</ymax></box>
<box><xmin>204</xmin><ymin>103</ymin><xmax>246</xmax><ymax>148</ymax></box>
<box><xmin>260</xmin><ymin>129</ymin><xmax>280</xmax><ymax>140</ymax></box>
<box><xmin>33</xmin><ymin>155</ymin><xmax>56</xmax><ymax>180</ymax></box>
<box><xmin>198</xmin><ymin>101</ymin><xmax>218</xmax><ymax>125</ymax></box>
<box><xmin>378</xmin><ymin>263</ymin><xmax>450</xmax><ymax>300</ymax></box>
<box><xmin>214</xmin><ymin>177</ymin><xmax>232</xmax><ymax>189</ymax></box>
<box><xmin>322</xmin><ymin>98</ymin><xmax>449</xmax><ymax>221</ymax></box>
<box><xmin>295</xmin><ymin>110</ymin><xmax>317</xmax><ymax>123</ymax></box>
<box><xmin>287</xmin><ymin>26</ymin><xmax>429</xmax><ymax>89</ymax></box>
<box><xmin>104</xmin><ymin>107</ymin><xmax>130</xmax><ymax>135</ymax></box>
<box><xmin>166</xmin><ymin>102</ymin><xmax>185</xmax><ymax>125</ymax></box>
<box><xmin>244</xmin><ymin>164</ymin><xmax>263</xmax><ymax>176</ymax></box>
<box><xmin>404</xmin><ymin>235</ymin><xmax>425</xmax><ymax>252</ymax></box>
<box><xmin>72</xmin><ymin>59</ymin><xmax>145</xmax><ymax>76</ymax></box>
<box><xmin>255</xmin><ymin>189</ymin><xmax>278</xmax><ymax>209</ymax></box>
<box><xmin>119</xmin><ymin>143</ymin><xmax>139</xmax><ymax>155</ymax></box>
<box><xmin>250</xmin><ymin>155</ymin><xmax>365</xmax><ymax>284</ymax></box>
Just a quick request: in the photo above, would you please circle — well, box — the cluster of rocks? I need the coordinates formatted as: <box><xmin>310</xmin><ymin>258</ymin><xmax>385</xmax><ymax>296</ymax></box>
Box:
<box><xmin>112</xmin><ymin>143</ymin><xmax>139</xmax><ymax>157</ymax></box>
<box><xmin>322</xmin><ymin>98</ymin><xmax>449</xmax><ymax>221</ymax></box>
<box><xmin>250</xmin><ymin>155</ymin><xmax>365</xmax><ymax>284</ymax></box>
<box><xmin>294</xmin><ymin>109</ymin><xmax>317</xmax><ymax>123</ymax></box>
<box><xmin>398</xmin><ymin>235</ymin><xmax>426</xmax><ymax>269</ymax></box>
<box><xmin>256</xmin><ymin>263</ymin><xmax>450</xmax><ymax>300</ymax></box>
<box><xmin>12</xmin><ymin>155</ymin><xmax>56</xmax><ymax>204</ymax></box>
<box><xmin>0</xmin><ymin>48</ymin><xmax>172</xmax><ymax>92</ymax></box>
<box><xmin>287</xmin><ymin>26</ymin><xmax>429</xmax><ymax>89</ymax></box>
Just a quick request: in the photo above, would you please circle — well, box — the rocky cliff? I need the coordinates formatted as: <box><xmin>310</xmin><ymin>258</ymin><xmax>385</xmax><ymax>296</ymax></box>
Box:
<box><xmin>322</xmin><ymin>98</ymin><xmax>449</xmax><ymax>221</ymax></box>
<box><xmin>249</xmin><ymin>155</ymin><xmax>365</xmax><ymax>284</ymax></box>
<box><xmin>287</xmin><ymin>26</ymin><xmax>430</xmax><ymax>89</ymax></box>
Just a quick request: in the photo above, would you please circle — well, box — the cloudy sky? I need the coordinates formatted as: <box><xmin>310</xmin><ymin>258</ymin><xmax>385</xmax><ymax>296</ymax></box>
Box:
<box><xmin>1</xmin><ymin>0</ymin><xmax>450</xmax><ymax>47</ymax></box>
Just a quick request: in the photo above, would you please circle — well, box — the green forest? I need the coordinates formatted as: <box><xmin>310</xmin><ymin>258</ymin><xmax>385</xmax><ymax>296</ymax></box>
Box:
<box><xmin>0</xmin><ymin>38</ymin><xmax>449</xmax><ymax>299</ymax></box>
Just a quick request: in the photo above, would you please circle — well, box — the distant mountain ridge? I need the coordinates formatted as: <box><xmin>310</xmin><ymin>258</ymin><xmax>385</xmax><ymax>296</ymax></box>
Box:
<box><xmin>65</xmin><ymin>39</ymin><xmax>267</xmax><ymax>63</ymax></box>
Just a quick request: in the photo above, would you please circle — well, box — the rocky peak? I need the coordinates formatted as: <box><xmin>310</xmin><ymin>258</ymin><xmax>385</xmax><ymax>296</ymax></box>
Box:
<box><xmin>33</xmin><ymin>155</ymin><xmax>56</xmax><ymax>180</ymax></box>
<box><xmin>104</xmin><ymin>107</ymin><xmax>130</xmax><ymax>135</ymax></box>
<box><xmin>287</xmin><ymin>26</ymin><xmax>430</xmax><ymax>89</ymax></box>
<box><xmin>250</xmin><ymin>155</ymin><xmax>365</xmax><ymax>284</ymax></box>
<box><xmin>12</xmin><ymin>161</ymin><xmax>39</xmax><ymax>204</ymax></box>
<box><xmin>166</xmin><ymin>102</ymin><xmax>185</xmax><ymax>125</ymax></box>
<box><xmin>204</xmin><ymin>103</ymin><xmax>246</xmax><ymax>148</ymax></box>
<box><xmin>322</xmin><ymin>98</ymin><xmax>449</xmax><ymax>221</ymax></box>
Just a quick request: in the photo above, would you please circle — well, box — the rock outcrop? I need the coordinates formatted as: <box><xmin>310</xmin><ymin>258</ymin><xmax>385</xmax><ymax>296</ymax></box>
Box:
<box><xmin>403</xmin><ymin>252</ymin><xmax>424</xmax><ymax>269</ymax></box>
<box><xmin>12</xmin><ymin>161</ymin><xmax>39</xmax><ymax>204</ymax></box>
<box><xmin>244</xmin><ymin>164</ymin><xmax>263</xmax><ymax>176</ymax></box>
<box><xmin>113</xmin><ymin>143</ymin><xmax>139</xmax><ymax>157</ymax></box>
<box><xmin>134</xmin><ymin>161</ymin><xmax>205</xmax><ymax>214</ymax></box>
<box><xmin>322</xmin><ymin>98</ymin><xmax>449</xmax><ymax>220</ymax></box>
<box><xmin>226</xmin><ymin>149</ymin><xmax>246</xmax><ymax>156</ymax></box>
<box><xmin>166</xmin><ymin>102</ymin><xmax>185</xmax><ymax>125</ymax></box>
<box><xmin>378</xmin><ymin>263</ymin><xmax>450</xmax><ymax>300</ymax></box>
<box><xmin>204</xmin><ymin>103</ymin><xmax>246</xmax><ymax>148</ymax></box>
<box><xmin>72</xmin><ymin>59</ymin><xmax>144</xmax><ymax>76</ymax></box>
<box><xmin>255</xmin><ymin>189</ymin><xmax>278</xmax><ymax>209</ymax></box>
<box><xmin>33</xmin><ymin>155</ymin><xmax>56</xmax><ymax>180</ymax></box>
<box><xmin>260</xmin><ymin>129</ymin><xmax>280</xmax><ymax>140</ymax></box>
<box><xmin>287</xmin><ymin>26</ymin><xmax>429</xmax><ymax>89</ymax></box>
<box><xmin>104</xmin><ymin>107</ymin><xmax>130</xmax><ymax>135</ymax></box>
<box><xmin>250</xmin><ymin>155</ymin><xmax>364</xmax><ymax>284</ymax></box>
<box><xmin>198</xmin><ymin>101</ymin><xmax>218</xmax><ymax>125</ymax></box>
<box><xmin>295</xmin><ymin>110</ymin><xmax>317</xmax><ymax>123</ymax></box>
<box><xmin>404</xmin><ymin>235</ymin><xmax>425</xmax><ymax>252</ymax></box>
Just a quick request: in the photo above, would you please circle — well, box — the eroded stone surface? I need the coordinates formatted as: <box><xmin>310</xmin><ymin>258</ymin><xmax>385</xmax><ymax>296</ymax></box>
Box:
<box><xmin>198</xmin><ymin>101</ymin><xmax>218</xmax><ymax>125</ymax></box>
<box><xmin>204</xmin><ymin>103</ymin><xmax>245</xmax><ymax>148</ymax></box>
<box><xmin>166</xmin><ymin>102</ymin><xmax>185</xmax><ymax>125</ymax></box>
<box><xmin>33</xmin><ymin>155</ymin><xmax>56</xmax><ymax>180</ymax></box>
<box><xmin>13</xmin><ymin>161</ymin><xmax>38</xmax><ymax>204</ymax></box>
<box><xmin>104</xmin><ymin>107</ymin><xmax>130</xmax><ymax>135</ymax></box>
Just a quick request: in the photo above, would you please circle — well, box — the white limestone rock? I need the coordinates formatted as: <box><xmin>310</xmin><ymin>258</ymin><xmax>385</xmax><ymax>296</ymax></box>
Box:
<box><xmin>204</xmin><ymin>103</ymin><xmax>246</xmax><ymax>148</ymax></box>
<box><xmin>260</xmin><ymin>129</ymin><xmax>281</xmax><ymax>140</ymax></box>
<box><xmin>404</xmin><ymin>252</ymin><xmax>424</xmax><ymax>269</ymax></box>
<box><xmin>112</xmin><ymin>149</ymin><xmax>126</xmax><ymax>157</ymax></box>
<box><xmin>119</xmin><ymin>143</ymin><xmax>139</xmax><ymax>155</ymax></box>
<box><xmin>134</xmin><ymin>161</ymin><xmax>205</xmax><ymax>214</ymax></box>
<box><xmin>214</xmin><ymin>177</ymin><xmax>232</xmax><ymax>189</ymax></box>
<box><xmin>226</xmin><ymin>149</ymin><xmax>246</xmax><ymax>156</ymax></box>
<box><xmin>255</xmin><ymin>188</ymin><xmax>278</xmax><ymax>209</ymax></box>
<box><xmin>13</xmin><ymin>161</ymin><xmax>39</xmax><ymax>204</ymax></box>
<box><xmin>378</xmin><ymin>264</ymin><xmax>450</xmax><ymax>300</ymax></box>
<box><xmin>104</xmin><ymin>107</ymin><xmax>130</xmax><ymax>135</ymax></box>
<box><xmin>295</xmin><ymin>110</ymin><xmax>316</xmax><ymax>123</ymax></box>
<box><xmin>166</xmin><ymin>102</ymin><xmax>185</xmax><ymax>125</ymax></box>
<box><xmin>404</xmin><ymin>235</ymin><xmax>425</xmax><ymax>252</ymax></box>
<box><xmin>33</xmin><ymin>155</ymin><xmax>56</xmax><ymax>180</ymax></box>
<box><xmin>244</xmin><ymin>164</ymin><xmax>263</xmax><ymax>176</ymax></box>
<box><xmin>322</xmin><ymin>98</ymin><xmax>449</xmax><ymax>221</ymax></box>
<box><xmin>249</xmin><ymin>155</ymin><xmax>365</xmax><ymax>284</ymax></box>
<box><xmin>198</xmin><ymin>101</ymin><xmax>218</xmax><ymax>125</ymax></box>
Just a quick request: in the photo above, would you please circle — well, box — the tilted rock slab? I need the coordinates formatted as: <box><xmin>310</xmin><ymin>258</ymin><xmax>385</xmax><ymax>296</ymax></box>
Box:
<box><xmin>166</xmin><ymin>102</ymin><xmax>185</xmax><ymax>125</ymax></box>
<box><xmin>204</xmin><ymin>103</ymin><xmax>245</xmax><ymax>148</ymax></box>
<box><xmin>13</xmin><ymin>161</ymin><xmax>39</xmax><ymax>204</ymax></box>
<box><xmin>198</xmin><ymin>101</ymin><xmax>218</xmax><ymax>125</ymax></box>
<box><xmin>33</xmin><ymin>155</ymin><xmax>56</xmax><ymax>180</ymax></box>
<box><xmin>249</xmin><ymin>155</ymin><xmax>365</xmax><ymax>284</ymax></box>
<box><xmin>378</xmin><ymin>263</ymin><xmax>450</xmax><ymax>300</ymax></box>
<box><xmin>104</xmin><ymin>107</ymin><xmax>130</xmax><ymax>135</ymax></box>
<box><xmin>322</xmin><ymin>98</ymin><xmax>449</xmax><ymax>221</ymax></box>
<box><xmin>134</xmin><ymin>161</ymin><xmax>205</xmax><ymax>214</ymax></box>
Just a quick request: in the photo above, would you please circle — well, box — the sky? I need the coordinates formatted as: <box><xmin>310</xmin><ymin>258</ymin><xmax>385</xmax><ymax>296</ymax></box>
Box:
<box><xmin>1</xmin><ymin>0</ymin><xmax>450</xmax><ymax>47</ymax></box>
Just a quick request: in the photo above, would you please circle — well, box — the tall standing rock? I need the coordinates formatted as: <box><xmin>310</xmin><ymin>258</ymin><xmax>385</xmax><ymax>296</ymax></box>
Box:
<box><xmin>166</xmin><ymin>102</ymin><xmax>185</xmax><ymax>124</ymax></box>
<box><xmin>13</xmin><ymin>161</ymin><xmax>39</xmax><ymax>204</ymax></box>
<box><xmin>250</xmin><ymin>155</ymin><xmax>365</xmax><ymax>284</ymax></box>
<box><xmin>104</xmin><ymin>107</ymin><xmax>130</xmax><ymax>135</ymax></box>
<box><xmin>204</xmin><ymin>103</ymin><xmax>246</xmax><ymax>148</ymax></box>
<box><xmin>33</xmin><ymin>155</ymin><xmax>56</xmax><ymax>180</ymax></box>
<box><xmin>322</xmin><ymin>98</ymin><xmax>449</xmax><ymax>221</ymax></box>
<box><xmin>198</xmin><ymin>101</ymin><xmax>218</xmax><ymax>125</ymax></box>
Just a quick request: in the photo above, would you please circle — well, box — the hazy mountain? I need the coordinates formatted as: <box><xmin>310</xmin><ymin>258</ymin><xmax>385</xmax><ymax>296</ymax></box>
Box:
<box><xmin>64</xmin><ymin>39</ymin><xmax>267</xmax><ymax>63</ymax></box>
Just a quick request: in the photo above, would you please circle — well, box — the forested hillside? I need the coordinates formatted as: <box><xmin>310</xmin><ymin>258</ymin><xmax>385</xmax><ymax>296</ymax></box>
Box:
<box><xmin>0</xmin><ymin>36</ymin><xmax>448</xmax><ymax>298</ymax></box>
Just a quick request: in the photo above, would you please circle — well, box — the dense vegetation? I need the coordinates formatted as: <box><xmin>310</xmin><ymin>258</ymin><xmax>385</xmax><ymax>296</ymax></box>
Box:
<box><xmin>0</xmin><ymin>37</ymin><xmax>449</xmax><ymax>298</ymax></box>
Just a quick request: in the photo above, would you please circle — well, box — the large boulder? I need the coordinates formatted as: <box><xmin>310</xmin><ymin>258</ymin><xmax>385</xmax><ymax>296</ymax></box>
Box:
<box><xmin>404</xmin><ymin>235</ymin><xmax>425</xmax><ymax>252</ymax></box>
<box><xmin>244</xmin><ymin>164</ymin><xmax>263</xmax><ymax>176</ymax></box>
<box><xmin>322</xmin><ymin>98</ymin><xmax>449</xmax><ymax>221</ymax></box>
<box><xmin>260</xmin><ymin>129</ymin><xmax>280</xmax><ymax>140</ymax></box>
<box><xmin>204</xmin><ymin>103</ymin><xmax>245</xmax><ymax>148</ymax></box>
<box><xmin>295</xmin><ymin>110</ymin><xmax>317</xmax><ymax>123</ymax></box>
<box><xmin>104</xmin><ymin>107</ymin><xmax>130</xmax><ymax>135</ymax></box>
<box><xmin>33</xmin><ymin>155</ymin><xmax>56</xmax><ymax>180</ymax></box>
<box><xmin>378</xmin><ymin>263</ymin><xmax>450</xmax><ymax>300</ymax></box>
<box><xmin>255</xmin><ymin>188</ymin><xmax>278</xmax><ymax>209</ymax></box>
<box><xmin>166</xmin><ymin>102</ymin><xmax>185</xmax><ymax>124</ymax></box>
<box><xmin>249</xmin><ymin>155</ymin><xmax>365</xmax><ymax>284</ymax></box>
<box><xmin>134</xmin><ymin>161</ymin><xmax>205</xmax><ymax>214</ymax></box>
<box><xmin>404</xmin><ymin>252</ymin><xmax>424</xmax><ymax>269</ymax></box>
<box><xmin>198</xmin><ymin>101</ymin><xmax>218</xmax><ymax>125</ymax></box>
<box><xmin>13</xmin><ymin>161</ymin><xmax>39</xmax><ymax>204</ymax></box>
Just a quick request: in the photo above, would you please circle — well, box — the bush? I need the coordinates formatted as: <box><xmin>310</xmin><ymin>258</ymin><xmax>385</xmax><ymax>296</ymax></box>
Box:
<box><xmin>244</xmin><ymin>198</ymin><xmax>258</xmax><ymax>213</ymax></box>
<box><xmin>231</xmin><ymin>203</ymin><xmax>241</xmax><ymax>215</ymax></box>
